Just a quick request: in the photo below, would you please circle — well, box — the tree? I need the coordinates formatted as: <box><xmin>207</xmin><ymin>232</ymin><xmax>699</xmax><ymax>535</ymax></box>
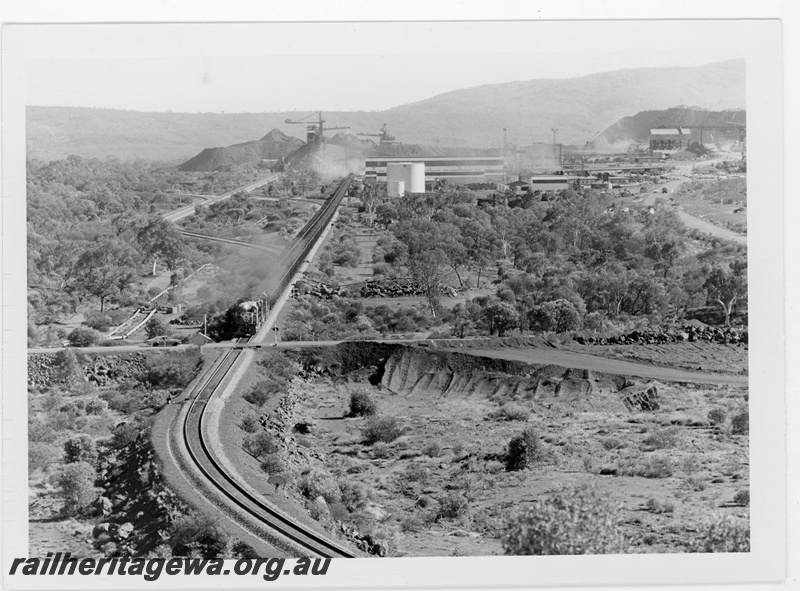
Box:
<box><xmin>482</xmin><ymin>300</ymin><xmax>519</xmax><ymax>336</ymax></box>
<box><xmin>528</xmin><ymin>299</ymin><xmax>582</xmax><ymax>333</ymax></box>
<box><xmin>242</xmin><ymin>432</ymin><xmax>278</xmax><ymax>460</ymax></box>
<box><xmin>57</xmin><ymin>461</ymin><xmax>98</xmax><ymax>516</ymax></box>
<box><xmin>145</xmin><ymin>316</ymin><xmax>170</xmax><ymax>339</ymax></box>
<box><xmin>703</xmin><ymin>261</ymin><xmax>747</xmax><ymax>326</ymax></box>
<box><xmin>136</xmin><ymin>217</ymin><xmax>186</xmax><ymax>275</ymax></box>
<box><xmin>409</xmin><ymin>249</ymin><xmax>449</xmax><ymax>317</ymax></box>
<box><xmin>74</xmin><ymin>238</ymin><xmax>138</xmax><ymax>312</ymax></box>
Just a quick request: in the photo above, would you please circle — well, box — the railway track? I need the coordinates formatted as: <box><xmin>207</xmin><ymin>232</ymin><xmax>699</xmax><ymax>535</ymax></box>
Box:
<box><xmin>179</xmin><ymin>341</ymin><xmax>355</xmax><ymax>558</ymax></box>
<box><xmin>172</xmin><ymin>175</ymin><xmax>357</xmax><ymax>558</ymax></box>
<box><xmin>179</xmin><ymin>230</ymin><xmax>284</xmax><ymax>255</ymax></box>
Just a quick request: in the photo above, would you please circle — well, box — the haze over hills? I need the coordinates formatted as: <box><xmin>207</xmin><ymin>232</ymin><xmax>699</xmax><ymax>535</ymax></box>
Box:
<box><xmin>26</xmin><ymin>59</ymin><xmax>744</xmax><ymax>162</ymax></box>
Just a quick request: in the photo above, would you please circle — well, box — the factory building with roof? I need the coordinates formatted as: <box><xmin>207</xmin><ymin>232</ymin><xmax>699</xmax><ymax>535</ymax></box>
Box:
<box><xmin>364</xmin><ymin>155</ymin><xmax>505</xmax><ymax>185</ymax></box>
<box><xmin>649</xmin><ymin>128</ymin><xmax>692</xmax><ymax>153</ymax></box>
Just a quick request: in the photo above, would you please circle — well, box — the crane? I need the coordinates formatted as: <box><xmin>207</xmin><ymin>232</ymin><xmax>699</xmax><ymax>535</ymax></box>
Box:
<box><xmin>356</xmin><ymin>123</ymin><xmax>397</xmax><ymax>145</ymax></box>
<box><xmin>284</xmin><ymin>111</ymin><xmax>350</xmax><ymax>146</ymax></box>
<box><xmin>583</xmin><ymin>130</ymin><xmax>602</xmax><ymax>150</ymax></box>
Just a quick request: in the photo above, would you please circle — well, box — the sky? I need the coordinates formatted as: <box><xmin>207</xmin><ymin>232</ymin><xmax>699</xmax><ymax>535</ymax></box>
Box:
<box><xmin>21</xmin><ymin>21</ymin><xmax>746</xmax><ymax>113</ymax></box>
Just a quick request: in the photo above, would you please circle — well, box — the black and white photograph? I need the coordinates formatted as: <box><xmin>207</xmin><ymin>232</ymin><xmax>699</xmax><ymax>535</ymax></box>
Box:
<box><xmin>1</xmin><ymin>6</ymin><xmax>792</xmax><ymax>590</ymax></box>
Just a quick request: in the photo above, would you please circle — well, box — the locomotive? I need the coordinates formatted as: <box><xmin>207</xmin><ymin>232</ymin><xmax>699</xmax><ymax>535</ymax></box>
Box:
<box><xmin>210</xmin><ymin>295</ymin><xmax>271</xmax><ymax>340</ymax></box>
<box><xmin>233</xmin><ymin>297</ymin><xmax>270</xmax><ymax>337</ymax></box>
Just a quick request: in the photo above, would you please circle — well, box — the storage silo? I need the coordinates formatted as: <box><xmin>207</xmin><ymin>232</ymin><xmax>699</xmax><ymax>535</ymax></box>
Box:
<box><xmin>406</xmin><ymin>162</ymin><xmax>425</xmax><ymax>193</ymax></box>
<box><xmin>387</xmin><ymin>162</ymin><xmax>425</xmax><ymax>194</ymax></box>
<box><xmin>387</xmin><ymin>180</ymin><xmax>405</xmax><ymax>198</ymax></box>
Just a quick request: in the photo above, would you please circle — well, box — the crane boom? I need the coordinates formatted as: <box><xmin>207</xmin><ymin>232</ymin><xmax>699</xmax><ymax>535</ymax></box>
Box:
<box><xmin>283</xmin><ymin>111</ymin><xmax>349</xmax><ymax>145</ymax></box>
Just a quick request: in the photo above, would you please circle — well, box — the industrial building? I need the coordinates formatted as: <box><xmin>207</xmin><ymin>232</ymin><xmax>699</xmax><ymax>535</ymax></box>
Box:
<box><xmin>649</xmin><ymin>128</ymin><xmax>692</xmax><ymax>153</ymax></box>
<box><xmin>364</xmin><ymin>155</ymin><xmax>505</xmax><ymax>185</ymax></box>
<box><xmin>506</xmin><ymin>143</ymin><xmax>564</xmax><ymax>175</ymax></box>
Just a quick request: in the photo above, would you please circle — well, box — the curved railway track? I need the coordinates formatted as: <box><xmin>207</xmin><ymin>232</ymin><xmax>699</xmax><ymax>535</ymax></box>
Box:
<box><xmin>172</xmin><ymin>175</ymin><xmax>357</xmax><ymax>558</ymax></box>
<box><xmin>180</xmin><ymin>342</ymin><xmax>356</xmax><ymax>558</ymax></box>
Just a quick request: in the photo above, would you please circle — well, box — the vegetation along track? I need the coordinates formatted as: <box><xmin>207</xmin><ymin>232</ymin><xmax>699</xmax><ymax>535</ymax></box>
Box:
<box><xmin>179</xmin><ymin>340</ymin><xmax>356</xmax><ymax>558</ymax></box>
<box><xmin>173</xmin><ymin>176</ymin><xmax>358</xmax><ymax>557</ymax></box>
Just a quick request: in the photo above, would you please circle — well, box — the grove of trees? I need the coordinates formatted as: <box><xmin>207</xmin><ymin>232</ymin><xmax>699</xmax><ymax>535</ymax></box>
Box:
<box><xmin>368</xmin><ymin>184</ymin><xmax>747</xmax><ymax>335</ymax></box>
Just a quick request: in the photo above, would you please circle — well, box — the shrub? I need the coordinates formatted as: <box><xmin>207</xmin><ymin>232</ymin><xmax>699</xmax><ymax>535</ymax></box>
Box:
<box><xmin>67</xmin><ymin>327</ymin><xmax>102</xmax><ymax>348</ymax></box>
<box><xmin>437</xmin><ymin>492</ymin><xmax>469</xmax><ymax>521</ymax></box>
<box><xmin>57</xmin><ymin>461</ymin><xmax>98</xmax><ymax>516</ymax></box>
<box><xmin>109</xmin><ymin>422</ymin><xmax>139</xmax><ymax>449</ymax></box>
<box><xmin>52</xmin><ymin>348</ymin><xmax>84</xmax><ymax>384</ymax></box>
<box><xmin>637</xmin><ymin>454</ymin><xmax>674</xmax><ymax>479</ymax></box>
<box><xmin>688</xmin><ymin>514</ymin><xmax>750</xmax><ymax>553</ymax></box>
<box><xmin>83</xmin><ymin>311</ymin><xmax>112</xmax><ymax>332</ymax></box>
<box><xmin>259</xmin><ymin>454</ymin><xmax>285</xmax><ymax>475</ymax></box>
<box><xmin>733</xmin><ymin>489</ymin><xmax>750</xmax><ymax>506</ymax></box>
<box><xmin>371</xmin><ymin>441</ymin><xmax>391</xmax><ymax>459</ymax></box>
<box><xmin>489</xmin><ymin>402</ymin><xmax>530</xmax><ymax>422</ymax></box>
<box><xmin>404</xmin><ymin>464</ymin><xmax>429</xmax><ymax>483</ymax></box>
<box><xmin>681</xmin><ymin>454</ymin><xmax>700</xmax><ymax>474</ymax></box>
<box><xmin>242</xmin><ymin>432</ymin><xmax>277</xmax><ymax>460</ymax></box>
<box><xmin>501</xmin><ymin>484</ymin><xmax>627</xmax><ymax>555</ymax></box>
<box><xmin>600</xmin><ymin>437</ymin><xmax>626</xmax><ymax>450</ymax></box>
<box><xmin>400</xmin><ymin>514</ymin><xmax>426</xmax><ymax>533</ymax></box>
<box><xmin>63</xmin><ymin>435</ymin><xmax>98</xmax><ymax>466</ymax></box>
<box><xmin>339</xmin><ymin>480</ymin><xmax>370</xmax><ymax>512</ymax></box>
<box><xmin>240</xmin><ymin>415</ymin><xmax>259</xmax><ymax>433</ymax></box>
<box><xmin>349</xmin><ymin>389</ymin><xmax>378</xmax><ymax>417</ymax></box>
<box><xmin>423</xmin><ymin>441</ymin><xmax>442</xmax><ymax>458</ymax></box>
<box><xmin>362</xmin><ymin>416</ymin><xmax>403</xmax><ymax>445</ymax></box>
<box><xmin>84</xmin><ymin>398</ymin><xmax>108</xmax><ymax>415</ymax></box>
<box><xmin>297</xmin><ymin>468</ymin><xmax>341</xmax><ymax>504</ymax></box>
<box><xmin>642</xmin><ymin>427</ymin><xmax>680</xmax><ymax>449</ymax></box>
<box><xmin>169</xmin><ymin>512</ymin><xmax>227</xmax><ymax>557</ymax></box>
<box><xmin>731</xmin><ymin>409</ymin><xmax>749</xmax><ymax>435</ymax></box>
<box><xmin>645</xmin><ymin>497</ymin><xmax>675</xmax><ymax>514</ymax></box>
<box><xmin>137</xmin><ymin>351</ymin><xmax>200</xmax><ymax>390</ymax></box>
<box><xmin>707</xmin><ymin>407</ymin><xmax>728</xmax><ymax>425</ymax></box>
<box><xmin>684</xmin><ymin>475</ymin><xmax>707</xmax><ymax>491</ymax></box>
<box><xmin>505</xmin><ymin>427</ymin><xmax>545</xmax><ymax>471</ymax></box>
<box><xmin>451</xmin><ymin>441</ymin><xmax>465</xmax><ymax>457</ymax></box>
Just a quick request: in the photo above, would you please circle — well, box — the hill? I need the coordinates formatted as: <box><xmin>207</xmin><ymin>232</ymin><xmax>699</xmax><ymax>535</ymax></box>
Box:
<box><xmin>26</xmin><ymin>60</ymin><xmax>744</xmax><ymax>161</ymax></box>
<box><xmin>593</xmin><ymin>106</ymin><xmax>746</xmax><ymax>150</ymax></box>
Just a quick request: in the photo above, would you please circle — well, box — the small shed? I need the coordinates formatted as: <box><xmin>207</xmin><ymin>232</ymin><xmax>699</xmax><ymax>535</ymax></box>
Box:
<box><xmin>188</xmin><ymin>333</ymin><xmax>213</xmax><ymax>347</ymax></box>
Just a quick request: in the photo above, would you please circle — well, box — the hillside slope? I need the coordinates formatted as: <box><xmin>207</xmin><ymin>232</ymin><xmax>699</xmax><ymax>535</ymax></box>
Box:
<box><xmin>27</xmin><ymin>60</ymin><xmax>744</xmax><ymax>161</ymax></box>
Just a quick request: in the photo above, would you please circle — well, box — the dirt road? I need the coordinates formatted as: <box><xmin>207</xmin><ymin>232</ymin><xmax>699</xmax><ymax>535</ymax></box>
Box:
<box><xmin>450</xmin><ymin>346</ymin><xmax>747</xmax><ymax>386</ymax></box>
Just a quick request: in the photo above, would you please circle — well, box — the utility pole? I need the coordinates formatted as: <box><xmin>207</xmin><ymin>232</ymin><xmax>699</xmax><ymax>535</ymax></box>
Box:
<box><xmin>551</xmin><ymin>128</ymin><xmax>559</xmax><ymax>164</ymax></box>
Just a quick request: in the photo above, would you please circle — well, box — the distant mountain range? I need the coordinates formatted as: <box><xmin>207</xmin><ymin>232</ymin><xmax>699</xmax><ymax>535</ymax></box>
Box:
<box><xmin>26</xmin><ymin>59</ymin><xmax>745</xmax><ymax>162</ymax></box>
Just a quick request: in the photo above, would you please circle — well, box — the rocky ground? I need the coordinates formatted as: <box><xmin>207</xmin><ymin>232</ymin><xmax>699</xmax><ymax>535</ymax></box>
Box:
<box><xmin>222</xmin><ymin>343</ymin><xmax>750</xmax><ymax>557</ymax></box>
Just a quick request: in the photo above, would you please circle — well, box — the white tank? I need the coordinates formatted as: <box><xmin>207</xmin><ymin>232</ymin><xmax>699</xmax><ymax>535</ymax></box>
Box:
<box><xmin>406</xmin><ymin>162</ymin><xmax>425</xmax><ymax>193</ymax></box>
<box><xmin>387</xmin><ymin>162</ymin><xmax>425</xmax><ymax>194</ymax></box>
<box><xmin>387</xmin><ymin>180</ymin><xmax>405</xmax><ymax>197</ymax></box>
